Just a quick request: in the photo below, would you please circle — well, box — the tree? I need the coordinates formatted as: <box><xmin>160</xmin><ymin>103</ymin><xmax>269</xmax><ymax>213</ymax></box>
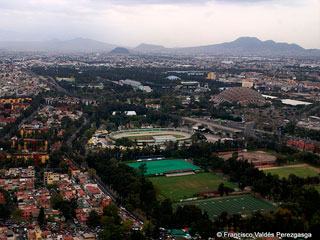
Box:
<box><xmin>88</xmin><ymin>168</ymin><xmax>97</xmax><ymax>179</ymax></box>
<box><xmin>13</xmin><ymin>209</ymin><xmax>24</xmax><ymax>223</ymax></box>
<box><xmin>46</xmin><ymin>184</ymin><xmax>59</xmax><ymax>190</ymax></box>
<box><xmin>224</xmin><ymin>187</ymin><xmax>230</xmax><ymax>196</ymax></box>
<box><xmin>99</xmin><ymin>224</ymin><xmax>125</xmax><ymax>240</ymax></box>
<box><xmin>115</xmin><ymin>137</ymin><xmax>133</xmax><ymax>147</ymax></box>
<box><xmin>216</xmin><ymin>211</ymin><xmax>229</xmax><ymax>229</ymax></box>
<box><xmin>0</xmin><ymin>204</ymin><xmax>10</xmax><ymax>219</ymax></box>
<box><xmin>138</xmin><ymin>163</ymin><xmax>147</xmax><ymax>176</ymax></box>
<box><xmin>87</xmin><ymin>210</ymin><xmax>100</xmax><ymax>228</ymax></box>
<box><xmin>51</xmin><ymin>193</ymin><xmax>63</xmax><ymax>209</ymax></box>
<box><xmin>37</xmin><ymin>207</ymin><xmax>45</xmax><ymax>226</ymax></box>
<box><xmin>103</xmin><ymin>204</ymin><xmax>120</xmax><ymax>220</ymax></box>
<box><xmin>60</xmin><ymin>201</ymin><xmax>76</xmax><ymax>220</ymax></box>
<box><xmin>191</xmin><ymin>132</ymin><xmax>205</xmax><ymax>143</ymax></box>
<box><xmin>142</xmin><ymin>221</ymin><xmax>155</xmax><ymax>238</ymax></box>
<box><xmin>218</xmin><ymin>183</ymin><xmax>225</xmax><ymax>197</ymax></box>
<box><xmin>127</xmin><ymin>230</ymin><xmax>146</xmax><ymax>240</ymax></box>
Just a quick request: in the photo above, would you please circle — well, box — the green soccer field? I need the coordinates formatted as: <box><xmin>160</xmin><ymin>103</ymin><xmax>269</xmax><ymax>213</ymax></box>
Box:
<box><xmin>174</xmin><ymin>194</ymin><xmax>277</xmax><ymax>219</ymax></box>
<box><xmin>127</xmin><ymin>159</ymin><xmax>200</xmax><ymax>175</ymax></box>
<box><xmin>149</xmin><ymin>173</ymin><xmax>237</xmax><ymax>201</ymax></box>
<box><xmin>312</xmin><ymin>185</ymin><xmax>320</xmax><ymax>193</ymax></box>
<box><xmin>263</xmin><ymin>166</ymin><xmax>319</xmax><ymax>178</ymax></box>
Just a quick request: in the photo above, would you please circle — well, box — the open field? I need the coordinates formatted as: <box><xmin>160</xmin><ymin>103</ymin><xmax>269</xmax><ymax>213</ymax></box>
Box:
<box><xmin>127</xmin><ymin>159</ymin><xmax>200</xmax><ymax>175</ymax></box>
<box><xmin>220</xmin><ymin>150</ymin><xmax>276</xmax><ymax>164</ymax></box>
<box><xmin>313</xmin><ymin>185</ymin><xmax>320</xmax><ymax>193</ymax></box>
<box><xmin>149</xmin><ymin>173</ymin><xmax>236</xmax><ymax>201</ymax></box>
<box><xmin>263</xmin><ymin>165</ymin><xmax>319</xmax><ymax>178</ymax></box>
<box><xmin>174</xmin><ymin>194</ymin><xmax>277</xmax><ymax>219</ymax></box>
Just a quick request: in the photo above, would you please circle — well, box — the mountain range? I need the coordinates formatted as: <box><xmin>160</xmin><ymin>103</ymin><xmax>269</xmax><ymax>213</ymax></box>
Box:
<box><xmin>0</xmin><ymin>36</ymin><xmax>319</xmax><ymax>57</ymax></box>
<box><xmin>0</xmin><ymin>38</ymin><xmax>117</xmax><ymax>52</ymax></box>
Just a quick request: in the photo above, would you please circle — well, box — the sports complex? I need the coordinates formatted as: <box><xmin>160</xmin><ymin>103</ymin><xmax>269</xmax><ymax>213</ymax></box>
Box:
<box><xmin>108</xmin><ymin>128</ymin><xmax>192</xmax><ymax>145</ymax></box>
<box><xmin>127</xmin><ymin>158</ymin><xmax>278</xmax><ymax>218</ymax></box>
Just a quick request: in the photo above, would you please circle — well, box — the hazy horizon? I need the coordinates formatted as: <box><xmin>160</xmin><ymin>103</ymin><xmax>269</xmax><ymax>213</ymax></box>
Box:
<box><xmin>0</xmin><ymin>0</ymin><xmax>319</xmax><ymax>49</ymax></box>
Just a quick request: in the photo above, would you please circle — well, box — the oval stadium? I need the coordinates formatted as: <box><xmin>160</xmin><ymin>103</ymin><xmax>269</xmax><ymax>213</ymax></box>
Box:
<box><xmin>108</xmin><ymin>128</ymin><xmax>192</xmax><ymax>145</ymax></box>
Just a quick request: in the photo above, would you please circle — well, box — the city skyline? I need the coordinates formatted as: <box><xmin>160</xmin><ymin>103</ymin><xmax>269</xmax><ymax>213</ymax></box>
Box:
<box><xmin>0</xmin><ymin>0</ymin><xmax>319</xmax><ymax>49</ymax></box>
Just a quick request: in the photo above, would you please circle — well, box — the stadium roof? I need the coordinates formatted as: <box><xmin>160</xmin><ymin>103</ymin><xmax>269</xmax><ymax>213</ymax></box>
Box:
<box><xmin>281</xmin><ymin>99</ymin><xmax>312</xmax><ymax>106</ymax></box>
<box><xmin>214</xmin><ymin>87</ymin><xmax>266</xmax><ymax>106</ymax></box>
<box><xmin>166</xmin><ymin>75</ymin><xmax>181</xmax><ymax>80</ymax></box>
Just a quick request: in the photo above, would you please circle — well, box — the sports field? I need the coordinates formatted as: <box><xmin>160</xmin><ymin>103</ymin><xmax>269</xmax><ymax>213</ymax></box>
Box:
<box><xmin>313</xmin><ymin>185</ymin><xmax>320</xmax><ymax>193</ymax></box>
<box><xmin>127</xmin><ymin>159</ymin><xmax>200</xmax><ymax>175</ymax></box>
<box><xmin>174</xmin><ymin>194</ymin><xmax>277</xmax><ymax>219</ymax></box>
<box><xmin>263</xmin><ymin>165</ymin><xmax>319</xmax><ymax>178</ymax></box>
<box><xmin>126</xmin><ymin>134</ymin><xmax>184</xmax><ymax>140</ymax></box>
<box><xmin>150</xmin><ymin>173</ymin><xmax>236</xmax><ymax>201</ymax></box>
<box><xmin>111</xmin><ymin>129</ymin><xmax>192</xmax><ymax>143</ymax></box>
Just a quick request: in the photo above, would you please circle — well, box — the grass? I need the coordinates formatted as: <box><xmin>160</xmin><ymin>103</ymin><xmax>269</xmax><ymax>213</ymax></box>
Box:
<box><xmin>126</xmin><ymin>134</ymin><xmax>185</xmax><ymax>140</ymax></box>
<box><xmin>312</xmin><ymin>185</ymin><xmax>320</xmax><ymax>193</ymax></box>
<box><xmin>127</xmin><ymin>159</ymin><xmax>200</xmax><ymax>175</ymax></box>
<box><xmin>173</xmin><ymin>194</ymin><xmax>277</xmax><ymax>220</ymax></box>
<box><xmin>149</xmin><ymin>173</ymin><xmax>236</xmax><ymax>201</ymax></box>
<box><xmin>263</xmin><ymin>166</ymin><xmax>319</xmax><ymax>178</ymax></box>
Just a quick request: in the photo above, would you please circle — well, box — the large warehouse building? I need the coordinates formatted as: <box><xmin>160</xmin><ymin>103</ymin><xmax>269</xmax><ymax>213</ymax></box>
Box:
<box><xmin>214</xmin><ymin>87</ymin><xmax>266</xmax><ymax>106</ymax></box>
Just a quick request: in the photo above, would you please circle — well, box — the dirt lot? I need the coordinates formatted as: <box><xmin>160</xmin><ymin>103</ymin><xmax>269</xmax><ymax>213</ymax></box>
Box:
<box><xmin>220</xmin><ymin>151</ymin><xmax>276</xmax><ymax>164</ymax></box>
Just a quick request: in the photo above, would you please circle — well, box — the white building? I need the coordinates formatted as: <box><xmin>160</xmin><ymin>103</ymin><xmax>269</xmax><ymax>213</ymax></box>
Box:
<box><xmin>125</xmin><ymin>111</ymin><xmax>137</xmax><ymax>116</ymax></box>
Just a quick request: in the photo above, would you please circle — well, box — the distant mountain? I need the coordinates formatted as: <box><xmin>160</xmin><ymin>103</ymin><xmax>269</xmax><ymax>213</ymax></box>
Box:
<box><xmin>0</xmin><ymin>36</ymin><xmax>319</xmax><ymax>56</ymax></box>
<box><xmin>134</xmin><ymin>43</ymin><xmax>165</xmax><ymax>53</ymax></box>
<box><xmin>138</xmin><ymin>37</ymin><xmax>320</xmax><ymax>57</ymax></box>
<box><xmin>0</xmin><ymin>38</ymin><xmax>117</xmax><ymax>52</ymax></box>
<box><xmin>0</xmin><ymin>29</ymin><xmax>24</xmax><ymax>41</ymax></box>
<box><xmin>109</xmin><ymin>47</ymin><xmax>130</xmax><ymax>55</ymax></box>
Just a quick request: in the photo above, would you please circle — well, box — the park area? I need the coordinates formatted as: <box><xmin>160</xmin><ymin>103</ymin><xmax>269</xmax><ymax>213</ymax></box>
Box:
<box><xmin>127</xmin><ymin>159</ymin><xmax>200</xmax><ymax>175</ymax></box>
<box><xmin>149</xmin><ymin>173</ymin><xmax>236</xmax><ymax>201</ymax></box>
<box><xmin>174</xmin><ymin>194</ymin><xmax>277</xmax><ymax>219</ymax></box>
<box><xmin>263</xmin><ymin>164</ymin><xmax>319</xmax><ymax>178</ymax></box>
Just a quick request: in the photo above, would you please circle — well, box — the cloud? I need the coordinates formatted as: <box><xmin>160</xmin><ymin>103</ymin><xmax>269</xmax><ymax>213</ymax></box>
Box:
<box><xmin>0</xmin><ymin>0</ymin><xmax>318</xmax><ymax>48</ymax></box>
<box><xmin>0</xmin><ymin>0</ymin><xmax>305</xmax><ymax>10</ymax></box>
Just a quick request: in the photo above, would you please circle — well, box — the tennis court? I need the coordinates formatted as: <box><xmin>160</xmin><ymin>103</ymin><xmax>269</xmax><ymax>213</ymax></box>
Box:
<box><xmin>127</xmin><ymin>159</ymin><xmax>200</xmax><ymax>175</ymax></box>
<box><xmin>174</xmin><ymin>194</ymin><xmax>277</xmax><ymax>219</ymax></box>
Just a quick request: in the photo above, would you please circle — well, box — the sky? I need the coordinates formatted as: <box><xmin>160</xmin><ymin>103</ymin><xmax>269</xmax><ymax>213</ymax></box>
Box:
<box><xmin>0</xmin><ymin>0</ymin><xmax>319</xmax><ymax>49</ymax></box>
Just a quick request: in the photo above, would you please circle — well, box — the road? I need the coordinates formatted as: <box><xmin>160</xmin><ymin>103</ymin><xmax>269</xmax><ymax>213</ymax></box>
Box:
<box><xmin>18</xmin><ymin>106</ymin><xmax>40</xmax><ymax>129</ymax></box>
<box><xmin>27</xmin><ymin>70</ymin><xmax>70</xmax><ymax>96</ymax></box>
<box><xmin>65</xmin><ymin>155</ymin><xmax>144</xmax><ymax>224</ymax></box>
<box><xmin>66</xmin><ymin>119</ymin><xmax>88</xmax><ymax>148</ymax></box>
<box><xmin>182</xmin><ymin>117</ymin><xmax>243</xmax><ymax>134</ymax></box>
<box><xmin>1</xmin><ymin>106</ymin><xmax>40</xmax><ymax>140</ymax></box>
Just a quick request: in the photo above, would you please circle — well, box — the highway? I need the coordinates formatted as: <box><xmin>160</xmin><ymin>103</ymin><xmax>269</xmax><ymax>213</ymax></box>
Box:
<box><xmin>27</xmin><ymin>70</ymin><xmax>70</xmax><ymax>96</ymax></box>
<box><xmin>182</xmin><ymin>117</ymin><xmax>243</xmax><ymax>134</ymax></box>
<box><xmin>66</xmin><ymin>119</ymin><xmax>88</xmax><ymax>148</ymax></box>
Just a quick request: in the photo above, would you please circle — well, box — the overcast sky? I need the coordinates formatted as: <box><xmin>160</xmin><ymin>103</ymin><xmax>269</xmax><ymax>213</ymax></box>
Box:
<box><xmin>0</xmin><ymin>0</ymin><xmax>319</xmax><ymax>49</ymax></box>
